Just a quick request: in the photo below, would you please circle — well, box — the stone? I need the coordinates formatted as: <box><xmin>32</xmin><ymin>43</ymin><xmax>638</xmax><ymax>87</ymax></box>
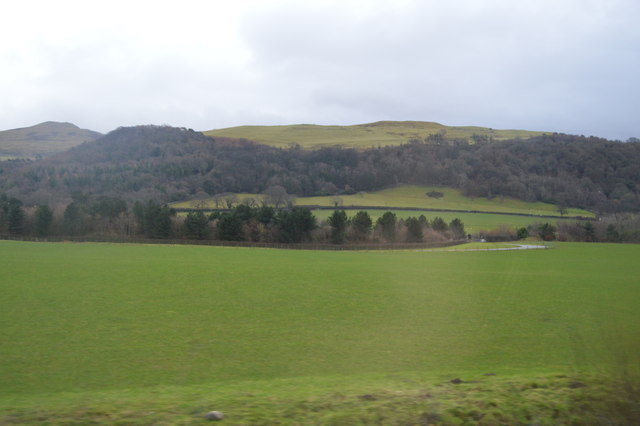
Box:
<box><xmin>204</xmin><ymin>410</ymin><xmax>224</xmax><ymax>420</ymax></box>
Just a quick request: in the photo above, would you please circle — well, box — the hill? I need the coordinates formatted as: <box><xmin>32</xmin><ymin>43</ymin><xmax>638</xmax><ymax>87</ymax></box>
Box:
<box><xmin>0</xmin><ymin>121</ymin><xmax>102</xmax><ymax>158</ymax></box>
<box><xmin>1</xmin><ymin>125</ymin><xmax>639</xmax><ymax>213</ymax></box>
<box><xmin>204</xmin><ymin>120</ymin><xmax>546</xmax><ymax>149</ymax></box>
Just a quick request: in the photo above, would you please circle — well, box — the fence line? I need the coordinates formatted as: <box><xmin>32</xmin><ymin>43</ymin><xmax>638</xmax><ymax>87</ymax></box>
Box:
<box><xmin>0</xmin><ymin>235</ymin><xmax>467</xmax><ymax>251</ymax></box>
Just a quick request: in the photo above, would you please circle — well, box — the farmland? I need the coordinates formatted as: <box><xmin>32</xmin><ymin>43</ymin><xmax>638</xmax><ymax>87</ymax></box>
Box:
<box><xmin>1</xmin><ymin>240</ymin><xmax>638</xmax><ymax>424</ymax></box>
<box><xmin>309</xmin><ymin>209</ymin><xmax>570</xmax><ymax>234</ymax></box>
<box><xmin>170</xmin><ymin>184</ymin><xmax>594</xmax><ymax>235</ymax></box>
<box><xmin>204</xmin><ymin>121</ymin><xmax>546</xmax><ymax>149</ymax></box>
<box><xmin>170</xmin><ymin>185</ymin><xmax>594</xmax><ymax>217</ymax></box>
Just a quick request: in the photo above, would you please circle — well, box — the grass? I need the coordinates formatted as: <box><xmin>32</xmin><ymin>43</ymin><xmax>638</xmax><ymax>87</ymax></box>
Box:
<box><xmin>171</xmin><ymin>185</ymin><xmax>594</xmax><ymax>218</ymax></box>
<box><xmin>310</xmin><ymin>209</ymin><xmax>576</xmax><ymax>234</ymax></box>
<box><xmin>203</xmin><ymin>121</ymin><xmax>546</xmax><ymax>149</ymax></box>
<box><xmin>298</xmin><ymin>185</ymin><xmax>593</xmax><ymax>217</ymax></box>
<box><xmin>0</xmin><ymin>240</ymin><xmax>638</xmax><ymax>423</ymax></box>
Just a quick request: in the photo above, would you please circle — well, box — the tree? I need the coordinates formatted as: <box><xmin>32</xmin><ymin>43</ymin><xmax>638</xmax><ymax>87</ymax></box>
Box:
<box><xmin>516</xmin><ymin>227</ymin><xmax>529</xmax><ymax>240</ymax></box>
<box><xmin>275</xmin><ymin>207</ymin><xmax>316</xmax><ymax>243</ymax></box>
<box><xmin>264</xmin><ymin>185</ymin><xmax>292</xmax><ymax>208</ymax></box>
<box><xmin>538</xmin><ymin>223</ymin><xmax>556</xmax><ymax>241</ymax></box>
<box><xmin>431</xmin><ymin>217</ymin><xmax>448</xmax><ymax>232</ymax></box>
<box><xmin>449</xmin><ymin>218</ymin><xmax>465</xmax><ymax>239</ymax></box>
<box><xmin>0</xmin><ymin>194</ymin><xmax>20</xmax><ymax>232</ymax></box>
<box><xmin>376</xmin><ymin>211</ymin><xmax>397</xmax><ymax>242</ymax></box>
<box><xmin>405</xmin><ymin>217</ymin><xmax>423</xmax><ymax>242</ymax></box>
<box><xmin>351</xmin><ymin>211</ymin><xmax>373</xmax><ymax>240</ymax></box>
<box><xmin>63</xmin><ymin>202</ymin><xmax>84</xmax><ymax>235</ymax></box>
<box><xmin>327</xmin><ymin>210</ymin><xmax>348</xmax><ymax>244</ymax></box>
<box><xmin>256</xmin><ymin>205</ymin><xmax>275</xmax><ymax>225</ymax></box>
<box><xmin>216</xmin><ymin>212</ymin><xmax>243</xmax><ymax>240</ymax></box>
<box><xmin>90</xmin><ymin>197</ymin><xmax>127</xmax><ymax>220</ymax></box>
<box><xmin>606</xmin><ymin>224</ymin><xmax>620</xmax><ymax>242</ymax></box>
<box><xmin>7</xmin><ymin>203</ymin><xmax>25</xmax><ymax>235</ymax></box>
<box><xmin>583</xmin><ymin>222</ymin><xmax>596</xmax><ymax>242</ymax></box>
<box><xmin>34</xmin><ymin>205</ymin><xmax>54</xmax><ymax>237</ymax></box>
<box><xmin>557</xmin><ymin>203</ymin><xmax>568</xmax><ymax>216</ymax></box>
<box><xmin>134</xmin><ymin>200</ymin><xmax>174</xmax><ymax>238</ymax></box>
<box><xmin>184</xmin><ymin>211</ymin><xmax>209</xmax><ymax>239</ymax></box>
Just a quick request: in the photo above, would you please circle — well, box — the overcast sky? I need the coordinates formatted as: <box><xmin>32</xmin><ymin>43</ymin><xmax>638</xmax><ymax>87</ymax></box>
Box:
<box><xmin>2</xmin><ymin>0</ymin><xmax>639</xmax><ymax>140</ymax></box>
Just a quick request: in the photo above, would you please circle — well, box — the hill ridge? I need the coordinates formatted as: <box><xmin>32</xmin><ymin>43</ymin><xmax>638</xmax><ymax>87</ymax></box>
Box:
<box><xmin>0</xmin><ymin>121</ymin><xmax>102</xmax><ymax>158</ymax></box>
<box><xmin>204</xmin><ymin>120</ymin><xmax>546</xmax><ymax>148</ymax></box>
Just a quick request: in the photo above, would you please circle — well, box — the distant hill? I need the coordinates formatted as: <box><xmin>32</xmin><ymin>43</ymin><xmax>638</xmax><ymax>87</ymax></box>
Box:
<box><xmin>2</xmin><ymin>125</ymin><xmax>639</xmax><ymax>214</ymax></box>
<box><xmin>0</xmin><ymin>121</ymin><xmax>102</xmax><ymax>158</ymax></box>
<box><xmin>204</xmin><ymin>121</ymin><xmax>547</xmax><ymax>149</ymax></box>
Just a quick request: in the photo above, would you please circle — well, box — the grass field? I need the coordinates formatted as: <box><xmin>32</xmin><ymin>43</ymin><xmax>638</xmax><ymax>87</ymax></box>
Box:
<box><xmin>1</xmin><ymin>240</ymin><xmax>638</xmax><ymax>424</ymax></box>
<box><xmin>310</xmin><ymin>209</ymin><xmax>575</xmax><ymax>234</ymax></box>
<box><xmin>204</xmin><ymin>121</ymin><xmax>546</xmax><ymax>149</ymax></box>
<box><xmin>171</xmin><ymin>185</ymin><xmax>594</xmax><ymax>219</ymax></box>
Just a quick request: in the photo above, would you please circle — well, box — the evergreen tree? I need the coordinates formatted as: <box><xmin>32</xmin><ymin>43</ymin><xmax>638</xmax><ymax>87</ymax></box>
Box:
<box><xmin>328</xmin><ymin>210</ymin><xmax>348</xmax><ymax>244</ymax></box>
<box><xmin>275</xmin><ymin>207</ymin><xmax>316</xmax><ymax>243</ymax></box>
<box><xmin>376</xmin><ymin>211</ymin><xmax>397</xmax><ymax>242</ymax></box>
<box><xmin>184</xmin><ymin>211</ymin><xmax>209</xmax><ymax>239</ymax></box>
<box><xmin>405</xmin><ymin>217</ymin><xmax>423</xmax><ymax>242</ymax></box>
<box><xmin>63</xmin><ymin>202</ymin><xmax>84</xmax><ymax>235</ymax></box>
<box><xmin>34</xmin><ymin>205</ymin><xmax>54</xmax><ymax>237</ymax></box>
<box><xmin>7</xmin><ymin>204</ymin><xmax>25</xmax><ymax>235</ymax></box>
<box><xmin>431</xmin><ymin>217</ymin><xmax>448</xmax><ymax>232</ymax></box>
<box><xmin>351</xmin><ymin>211</ymin><xmax>373</xmax><ymax>240</ymax></box>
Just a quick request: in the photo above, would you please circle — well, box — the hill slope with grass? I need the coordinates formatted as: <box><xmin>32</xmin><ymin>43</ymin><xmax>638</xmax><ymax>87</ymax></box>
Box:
<box><xmin>171</xmin><ymin>185</ymin><xmax>594</xmax><ymax>217</ymax></box>
<box><xmin>0</xmin><ymin>121</ymin><xmax>102</xmax><ymax>158</ymax></box>
<box><xmin>204</xmin><ymin>120</ymin><xmax>546</xmax><ymax>149</ymax></box>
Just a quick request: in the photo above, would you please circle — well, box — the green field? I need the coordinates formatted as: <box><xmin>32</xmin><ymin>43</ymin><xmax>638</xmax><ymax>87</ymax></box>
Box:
<box><xmin>1</xmin><ymin>241</ymin><xmax>638</xmax><ymax>424</ymax></box>
<box><xmin>171</xmin><ymin>185</ymin><xmax>594</xmax><ymax>219</ymax></box>
<box><xmin>310</xmin><ymin>209</ymin><xmax>574</xmax><ymax>234</ymax></box>
<box><xmin>204</xmin><ymin>121</ymin><xmax>546</xmax><ymax>149</ymax></box>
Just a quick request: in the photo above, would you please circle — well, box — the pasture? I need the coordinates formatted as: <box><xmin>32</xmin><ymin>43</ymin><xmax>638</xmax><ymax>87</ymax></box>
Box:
<box><xmin>203</xmin><ymin>121</ymin><xmax>545</xmax><ymax>149</ymax></box>
<box><xmin>170</xmin><ymin>184</ymin><xmax>594</xmax><ymax>219</ymax></box>
<box><xmin>1</xmin><ymin>241</ymin><xmax>638</xmax><ymax>424</ymax></box>
<box><xmin>309</xmin><ymin>209</ymin><xmax>572</xmax><ymax>234</ymax></box>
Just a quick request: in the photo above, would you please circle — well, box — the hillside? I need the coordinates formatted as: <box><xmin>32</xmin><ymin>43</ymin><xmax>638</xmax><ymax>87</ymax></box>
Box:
<box><xmin>1</xmin><ymin>125</ymin><xmax>639</xmax><ymax>213</ymax></box>
<box><xmin>0</xmin><ymin>121</ymin><xmax>102</xmax><ymax>158</ymax></box>
<box><xmin>204</xmin><ymin>120</ymin><xmax>546</xmax><ymax>149</ymax></box>
<box><xmin>171</xmin><ymin>185</ymin><xmax>593</xmax><ymax>218</ymax></box>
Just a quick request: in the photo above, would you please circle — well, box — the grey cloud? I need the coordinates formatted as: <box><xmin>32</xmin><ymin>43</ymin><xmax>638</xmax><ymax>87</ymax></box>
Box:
<box><xmin>1</xmin><ymin>0</ymin><xmax>638</xmax><ymax>139</ymax></box>
<box><xmin>238</xmin><ymin>0</ymin><xmax>640</xmax><ymax>138</ymax></box>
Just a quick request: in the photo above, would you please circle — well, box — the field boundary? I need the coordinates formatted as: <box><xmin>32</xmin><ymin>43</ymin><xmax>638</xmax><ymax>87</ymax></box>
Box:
<box><xmin>172</xmin><ymin>205</ymin><xmax>593</xmax><ymax>220</ymax></box>
<box><xmin>0</xmin><ymin>235</ymin><xmax>467</xmax><ymax>251</ymax></box>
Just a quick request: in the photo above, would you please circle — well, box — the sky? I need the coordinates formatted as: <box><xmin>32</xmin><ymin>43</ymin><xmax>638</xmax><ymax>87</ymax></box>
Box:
<box><xmin>1</xmin><ymin>0</ymin><xmax>639</xmax><ymax>140</ymax></box>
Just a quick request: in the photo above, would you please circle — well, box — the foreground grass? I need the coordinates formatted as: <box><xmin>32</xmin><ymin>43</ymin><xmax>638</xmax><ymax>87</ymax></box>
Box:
<box><xmin>1</xmin><ymin>241</ymin><xmax>638</xmax><ymax>423</ymax></box>
<box><xmin>203</xmin><ymin>121</ymin><xmax>545</xmax><ymax>149</ymax></box>
<box><xmin>2</xmin><ymin>372</ymin><xmax>639</xmax><ymax>425</ymax></box>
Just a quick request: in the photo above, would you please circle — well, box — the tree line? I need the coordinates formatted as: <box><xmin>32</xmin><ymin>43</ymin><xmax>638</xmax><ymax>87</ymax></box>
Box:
<box><xmin>0</xmin><ymin>193</ymin><xmax>467</xmax><ymax>245</ymax></box>
<box><xmin>1</xmin><ymin>126</ymin><xmax>639</xmax><ymax>214</ymax></box>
